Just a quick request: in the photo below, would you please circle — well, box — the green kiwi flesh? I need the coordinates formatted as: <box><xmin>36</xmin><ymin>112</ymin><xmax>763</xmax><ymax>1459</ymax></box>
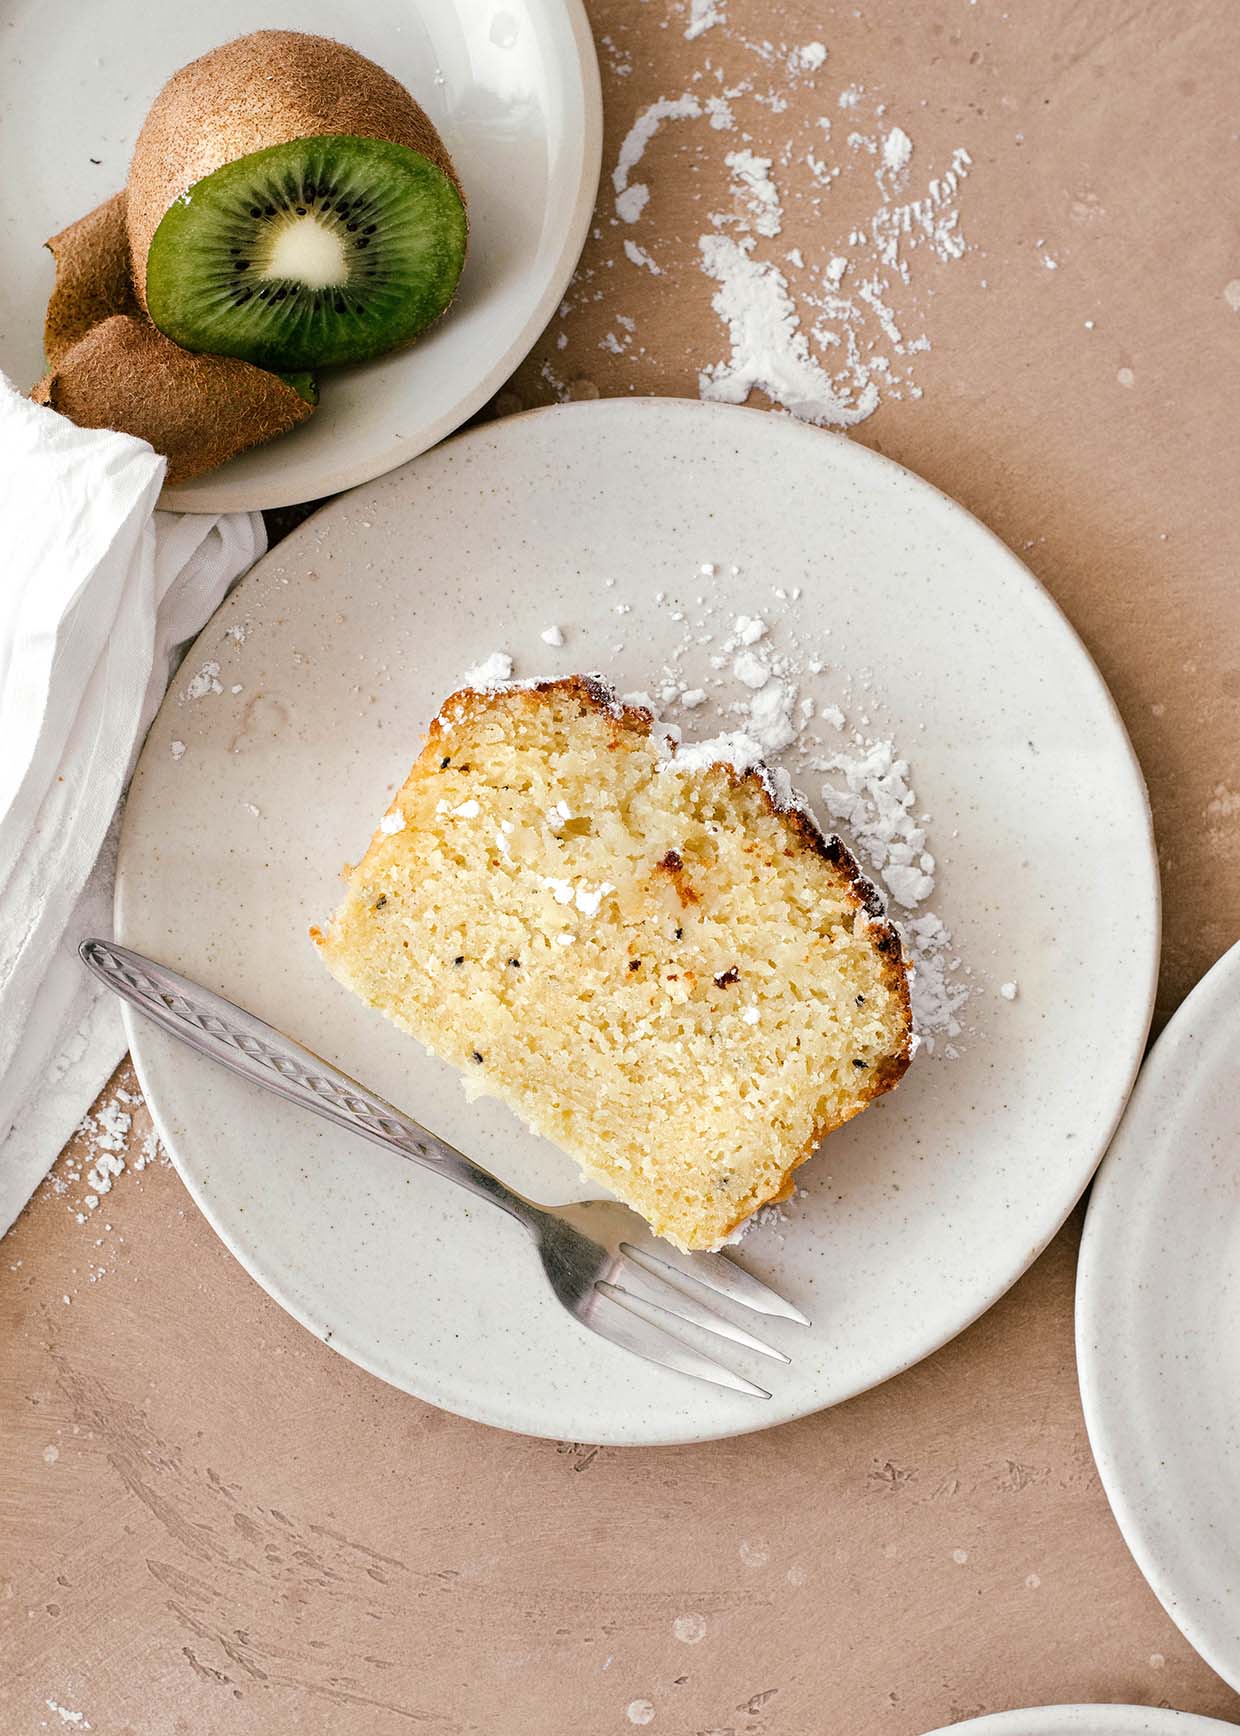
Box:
<box><xmin>144</xmin><ymin>134</ymin><xmax>467</xmax><ymax>371</ymax></box>
<box><xmin>278</xmin><ymin>370</ymin><xmax>319</xmax><ymax>404</ymax></box>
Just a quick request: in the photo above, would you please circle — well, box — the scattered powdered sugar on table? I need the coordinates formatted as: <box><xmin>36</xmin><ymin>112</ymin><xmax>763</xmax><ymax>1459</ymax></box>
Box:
<box><xmin>684</xmin><ymin>0</ymin><xmax>725</xmax><ymax>41</ymax></box>
<box><xmin>45</xmin><ymin>1701</ymin><xmax>91</xmax><ymax>1730</ymax></box>
<box><xmin>699</xmin><ymin>229</ymin><xmax>879</xmax><ymax>425</ymax></box>
<box><xmin>612</xmin><ymin>94</ymin><xmax>703</xmax><ymax>225</ymax></box>
<box><xmin>41</xmin><ymin>1082</ymin><xmax>169</xmax><ymax>1265</ymax></box>
<box><xmin>881</xmin><ymin>125</ymin><xmax>913</xmax><ymax>174</ymax></box>
<box><xmin>548</xmin><ymin>25</ymin><xmax>976</xmax><ymax>425</ymax></box>
<box><xmin>724</xmin><ymin>148</ymin><xmax>783</xmax><ymax>237</ymax></box>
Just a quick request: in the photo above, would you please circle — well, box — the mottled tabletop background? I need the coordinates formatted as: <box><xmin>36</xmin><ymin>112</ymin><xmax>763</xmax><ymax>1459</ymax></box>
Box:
<box><xmin>5</xmin><ymin>1</ymin><xmax>1240</xmax><ymax>1731</ymax></box>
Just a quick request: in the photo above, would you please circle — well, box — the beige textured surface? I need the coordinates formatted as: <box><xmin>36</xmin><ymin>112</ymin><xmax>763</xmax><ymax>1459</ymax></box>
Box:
<box><xmin>4</xmin><ymin>0</ymin><xmax>1240</xmax><ymax>1729</ymax></box>
<box><xmin>4</xmin><ymin>1073</ymin><xmax>1240</xmax><ymax>1733</ymax></box>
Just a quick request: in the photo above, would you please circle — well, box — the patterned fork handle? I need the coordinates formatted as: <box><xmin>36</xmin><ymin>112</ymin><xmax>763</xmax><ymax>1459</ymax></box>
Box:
<box><xmin>78</xmin><ymin>939</ymin><xmax>539</xmax><ymax>1227</ymax></box>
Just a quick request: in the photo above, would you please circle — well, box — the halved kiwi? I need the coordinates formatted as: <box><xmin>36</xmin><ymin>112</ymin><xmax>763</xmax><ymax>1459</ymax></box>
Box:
<box><xmin>143</xmin><ymin>135</ymin><xmax>466</xmax><ymax>371</ymax></box>
<box><xmin>127</xmin><ymin>32</ymin><xmax>467</xmax><ymax>373</ymax></box>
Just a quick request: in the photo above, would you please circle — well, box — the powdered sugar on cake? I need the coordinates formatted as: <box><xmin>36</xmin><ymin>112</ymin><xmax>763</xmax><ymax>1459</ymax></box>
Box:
<box><xmin>453</xmin><ymin>607</ymin><xmax>972</xmax><ymax>1065</ymax></box>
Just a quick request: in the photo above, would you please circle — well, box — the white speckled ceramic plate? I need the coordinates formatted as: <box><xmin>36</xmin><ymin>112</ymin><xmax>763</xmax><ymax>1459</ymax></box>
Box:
<box><xmin>0</xmin><ymin>0</ymin><xmax>600</xmax><ymax>513</ymax></box>
<box><xmin>1078</xmin><ymin>938</ymin><xmax>1240</xmax><ymax>1691</ymax></box>
<box><xmin>920</xmin><ymin>1708</ymin><xmax>1235</xmax><ymax>1736</ymax></box>
<box><xmin>115</xmin><ymin>398</ymin><xmax>1159</xmax><ymax>1445</ymax></box>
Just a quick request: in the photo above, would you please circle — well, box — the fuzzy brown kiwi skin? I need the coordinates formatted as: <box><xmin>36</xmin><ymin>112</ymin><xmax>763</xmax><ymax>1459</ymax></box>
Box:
<box><xmin>32</xmin><ymin>314</ymin><xmax>315</xmax><ymax>485</ymax></box>
<box><xmin>44</xmin><ymin>191</ymin><xmax>139</xmax><ymax>369</ymax></box>
<box><xmin>126</xmin><ymin>30</ymin><xmax>466</xmax><ymax>308</ymax></box>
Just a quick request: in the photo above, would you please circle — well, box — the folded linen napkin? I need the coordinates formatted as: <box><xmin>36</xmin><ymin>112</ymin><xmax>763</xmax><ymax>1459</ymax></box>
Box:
<box><xmin>0</xmin><ymin>373</ymin><xmax>265</xmax><ymax>1234</ymax></box>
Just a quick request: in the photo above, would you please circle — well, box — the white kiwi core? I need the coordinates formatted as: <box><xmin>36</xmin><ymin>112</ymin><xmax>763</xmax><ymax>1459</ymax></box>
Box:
<box><xmin>263</xmin><ymin>216</ymin><xmax>349</xmax><ymax>287</ymax></box>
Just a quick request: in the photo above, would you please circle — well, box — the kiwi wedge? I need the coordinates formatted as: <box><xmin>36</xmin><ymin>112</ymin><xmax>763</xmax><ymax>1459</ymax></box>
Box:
<box><xmin>127</xmin><ymin>31</ymin><xmax>467</xmax><ymax>373</ymax></box>
<box><xmin>32</xmin><ymin>314</ymin><xmax>316</xmax><ymax>485</ymax></box>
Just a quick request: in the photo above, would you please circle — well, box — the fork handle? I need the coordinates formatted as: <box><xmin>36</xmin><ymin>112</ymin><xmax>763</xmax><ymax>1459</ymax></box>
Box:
<box><xmin>80</xmin><ymin>939</ymin><xmax>543</xmax><ymax>1231</ymax></box>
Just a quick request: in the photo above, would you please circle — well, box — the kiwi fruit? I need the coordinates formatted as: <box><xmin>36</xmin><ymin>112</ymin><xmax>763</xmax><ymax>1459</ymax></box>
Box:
<box><xmin>127</xmin><ymin>31</ymin><xmax>468</xmax><ymax>372</ymax></box>
<box><xmin>32</xmin><ymin>314</ymin><xmax>316</xmax><ymax>484</ymax></box>
<box><xmin>278</xmin><ymin>370</ymin><xmax>319</xmax><ymax>405</ymax></box>
<box><xmin>44</xmin><ymin>191</ymin><xmax>139</xmax><ymax>368</ymax></box>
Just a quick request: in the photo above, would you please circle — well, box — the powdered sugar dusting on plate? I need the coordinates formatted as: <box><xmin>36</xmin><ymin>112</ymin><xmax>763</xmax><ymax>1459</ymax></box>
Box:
<box><xmin>461</xmin><ymin>651</ymin><xmax>515</xmax><ymax>689</ymax></box>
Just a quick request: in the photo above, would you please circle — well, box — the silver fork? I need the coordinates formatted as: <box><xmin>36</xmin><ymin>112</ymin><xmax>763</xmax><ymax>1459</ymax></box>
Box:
<box><xmin>80</xmin><ymin>939</ymin><xmax>808</xmax><ymax>1398</ymax></box>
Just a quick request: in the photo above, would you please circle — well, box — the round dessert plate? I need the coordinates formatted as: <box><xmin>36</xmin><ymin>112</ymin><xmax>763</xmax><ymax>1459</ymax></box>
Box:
<box><xmin>1078</xmin><ymin>937</ymin><xmax>1240</xmax><ymax>1692</ymax></box>
<box><xmin>0</xmin><ymin>0</ymin><xmax>600</xmax><ymax>512</ymax></box>
<box><xmin>116</xmin><ymin>398</ymin><xmax>1159</xmax><ymax>1445</ymax></box>
<box><xmin>919</xmin><ymin>1709</ymin><xmax>1235</xmax><ymax>1736</ymax></box>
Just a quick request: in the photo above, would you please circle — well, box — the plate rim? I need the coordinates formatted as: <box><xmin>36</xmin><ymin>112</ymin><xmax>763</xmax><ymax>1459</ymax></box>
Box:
<box><xmin>1077</xmin><ymin>937</ymin><xmax>1240</xmax><ymax>1692</ymax></box>
<box><xmin>120</xmin><ymin>395</ymin><xmax>1162</xmax><ymax>1445</ymax></box>
<box><xmin>139</xmin><ymin>0</ymin><xmax>602</xmax><ymax>514</ymax></box>
<box><xmin>918</xmin><ymin>1706</ymin><xmax>1236</xmax><ymax>1736</ymax></box>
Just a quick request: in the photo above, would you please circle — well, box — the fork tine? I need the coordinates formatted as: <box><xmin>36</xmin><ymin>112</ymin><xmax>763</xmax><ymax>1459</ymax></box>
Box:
<box><xmin>615</xmin><ymin>1251</ymin><xmax>790</xmax><ymax>1362</ymax></box>
<box><xmin>618</xmin><ymin>1241</ymin><xmax>811</xmax><ymax>1325</ymax></box>
<box><xmin>583</xmin><ymin>1287</ymin><xmax>771</xmax><ymax>1398</ymax></box>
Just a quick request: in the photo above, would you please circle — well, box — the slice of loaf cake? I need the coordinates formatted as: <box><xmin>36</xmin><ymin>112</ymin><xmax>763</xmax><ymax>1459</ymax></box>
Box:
<box><xmin>312</xmin><ymin>676</ymin><xmax>913</xmax><ymax>1251</ymax></box>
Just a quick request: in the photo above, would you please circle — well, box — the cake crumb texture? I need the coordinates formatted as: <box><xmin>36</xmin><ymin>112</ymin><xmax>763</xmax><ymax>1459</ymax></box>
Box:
<box><xmin>313</xmin><ymin>677</ymin><xmax>912</xmax><ymax>1251</ymax></box>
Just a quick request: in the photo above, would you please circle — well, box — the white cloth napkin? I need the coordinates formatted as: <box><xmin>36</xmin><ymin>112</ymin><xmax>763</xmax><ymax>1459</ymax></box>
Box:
<box><xmin>0</xmin><ymin>374</ymin><xmax>265</xmax><ymax>1234</ymax></box>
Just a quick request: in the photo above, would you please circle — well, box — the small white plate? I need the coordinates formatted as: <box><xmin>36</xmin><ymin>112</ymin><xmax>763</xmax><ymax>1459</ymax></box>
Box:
<box><xmin>0</xmin><ymin>0</ymin><xmax>600</xmax><ymax>512</ymax></box>
<box><xmin>920</xmin><ymin>1709</ymin><xmax>1235</xmax><ymax>1736</ymax></box>
<box><xmin>1078</xmin><ymin>939</ymin><xmax>1240</xmax><ymax>1692</ymax></box>
<box><xmin>115</xmin><ymin>398</ymin><xmax>1159</xmax><ymax>1445</ymax></box>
